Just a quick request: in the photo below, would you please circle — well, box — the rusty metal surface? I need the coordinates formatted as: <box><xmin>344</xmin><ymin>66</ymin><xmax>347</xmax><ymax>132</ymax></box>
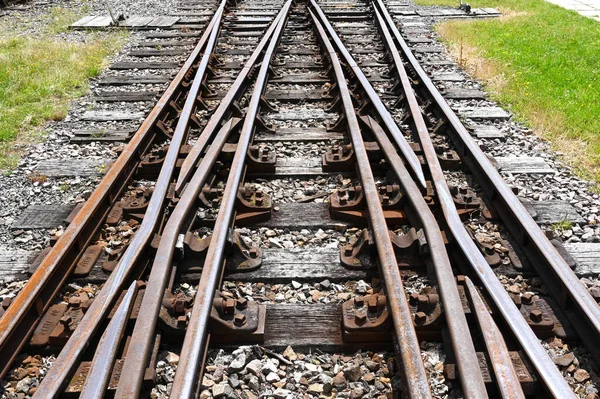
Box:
<box><xmin>176</xmin><ymin>4</ymin><xmax>290</xmax><ymax>192</ymax></box>
<box><xmin>462</xmin><ymin>277</ymin><xmax>525</xmax><ymax>399</ymax></box>
<box><xmin>310</xmin><ymin>0</ymin><xmax>427</xmax><ymax>189</ymax></box>
<box><xmin>0</xmin><ymin>5</ymin><xmax>220</xmax><ymax>383</ymax></box>
<box><xmin>115</xmin><ymin>5</ymin><xmax>291</xmax><ymax>397</ymax></box>
<box><xmin>372</xmin><ymin>0</ymin><xmax>583</xmax><ymax>395</ymax></box>
<box><xmin>360</xmin><ymin>115</ymin><xmax>487</xmax><ymax>398</ymax></box>
<box><xmin>31</xmin><ymin>4</ymin><xmax>228</xmax><ymax>397</ymax></box>
<box><xmin>170</xmin><ymin>2</ymin><xmax>292</xmax><ymax>395</ymax></box>
<box><xmin>309</xmin><ymin>8</ymin><xmax>432</xmax><ymax>397</ymax></box>
<box><xmin>79</xmin><ymin>281</ymin><xmax>137</xmax><ymax>399</ymax></box>
<box><xmin>377</xmin><ymin>0</ymin><xmax>600</xmax><ymax>365</ymax></box>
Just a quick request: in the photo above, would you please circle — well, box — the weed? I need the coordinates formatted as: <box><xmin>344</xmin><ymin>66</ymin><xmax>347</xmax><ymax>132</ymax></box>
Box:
<box><xmin>551</xmin><ymin>220</ymin><xmax>573</xmax><ymax>231</ymax></box>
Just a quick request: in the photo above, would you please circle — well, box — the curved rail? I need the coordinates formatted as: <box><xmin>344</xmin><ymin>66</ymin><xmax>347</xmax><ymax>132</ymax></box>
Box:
<box><xmin>310</xmin><ymin>3</ymin><xmax>488</xmax><ymax>397</ymax></box>
<box><xmin>371</xmin><ymin>1</ymin><xmax>576</xmax><ymax>396</ymax></box>
<box><xmin>375</xmin><ymin>0</ymin><xmax>600</xmax><ymax>367</ymax></box>
<box><xmin>114</xmin><ymin>4</ymin><xmax>292</xmax><ymax>397</ymax></box>
<box><xmin>311</xmin><ymin>8</ymin><xmax>433</xmax><ymax>397</ymax></box>
<box><xmin>0</xmin><ymin>4</ymin><xmax>222</xmax><ymax>381</ymax></box>
<box><xmin>170</xmin><ymin>3</ymin><xmax>292</xmax><ymax>395</ymax></box>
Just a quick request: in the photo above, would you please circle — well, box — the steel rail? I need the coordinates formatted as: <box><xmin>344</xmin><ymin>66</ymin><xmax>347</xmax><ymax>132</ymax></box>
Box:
<box><xmin>361</xmin><ymin>115</ymin><xmax>488</xmax><ymax>398</ymax></box>
<box><xmin>31</xmin><ymin>3</ymin><xmax>228</xmax><ymax>396</ymax></box>
<box><xmin>371</xmin><ymin>1</ymin><xmax>577</xmax><ymax>396</ymax></box>
<box><xmin>309</xmin><ymin>0</ymin><xmax>427</xmax><ymax>189</ymax></box>
<box><xmin>170</xmin><ymin>3</ymin><xmax>292</xmax><ymax>396</ymax></box>
<box><xmin>115</xmin><ymin>5</ymin><xmax>291</xmax><ymax>397</ymax></box>
<box><xmin>79</xmin><ymin>281</ymin><xmax>138</xmax><ymax>399</ymax></box>
<box><xmin>0</xmin><ymin>3</ymin><xmax>221</xmax><ymax>381</ymax></box>
<box><xmin>176</xmin><ymin>3</ymin><xmax>289</xmax><ymax>192</ymax></box>
<box><xmin>463</xmin><ymin>277</ymin><xmax>525</xmax><ymax>399</ymax></box>
<box><xmin>310</xmin><ymin>4</ymin><xmax>487</xmax><ymax>397</ymax></box>
<box><xmin>310</xmin><ymin>9</ymin><xmax>433</xmax><ymax>397</ymax></box>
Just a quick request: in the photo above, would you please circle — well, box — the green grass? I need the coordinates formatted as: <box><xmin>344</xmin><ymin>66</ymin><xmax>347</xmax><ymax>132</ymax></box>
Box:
<box><xmin>414</xmin><ymin>0</ymin><xmax>600</xmax><ymax>181</ymax></box>
<box><xmin>0</xmin><ymin>6</ymin><xmax>125</xmax><ymax>171</ymax></box>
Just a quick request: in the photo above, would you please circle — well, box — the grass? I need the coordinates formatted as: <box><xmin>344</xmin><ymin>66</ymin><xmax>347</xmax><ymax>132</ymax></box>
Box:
<box><xmin>0</xmin><ymin>6</ymin><xmax>126</xmax><ymax>172</ymax></box>
<box><xmin>413</xmin><ymin>0</ymin><xmax>600</xmax><ymax>182</ymax></box>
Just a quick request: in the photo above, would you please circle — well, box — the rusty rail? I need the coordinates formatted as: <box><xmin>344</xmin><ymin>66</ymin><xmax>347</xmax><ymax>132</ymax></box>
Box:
<box><xmin>78</xmin><ymin>281</ymin><xmax>138</xmax><ymax>399</ymax></box>
<box><xmin>310</xmin><ymin>8</ymin><xmax>433</xmax><ymax>397</ymax></box>
<box><xmin>371</xmin><ymin>1</ymin><xmax>576</xmax><ymax>396</ymax></box>
<box><xmin>305</xmin><ymin>2</ymin><xmax>427</xmax><ymax>189</ymax></box>
<box><xmin>463</xmin><ymin>277</ymin><xmax>525</xmax><ymax>399</ymax></box>
<box><xmin>31</xmin><ymin>3</ymin><xmax>229</xmax><ymax>396</ymax></box>
<box><xmin>176</xmin><ymin>3</ymin><xmax>292</xmax><ymax>192</ymax></box>
<box><xmin>114</xmin><ymin>5</ymin><xmax>291</xmax><ymax>397</ymax></box>
<box><xmin>376</xmin><ymin>0</ymin><xmax>600</xmax><ymax>371</ymax></box>
<box><xmin>0</xmin><ymin>4</ymin><xmax>220</xmax><ymax>381</ymax></box>
<box><xmin>310</xmin><ymin>3</ymin><xmax>488</xmax><ymax>397</ymax></box>
<box><xmin>170</xmin><ymin>3</ymin><xmax>292</xmax><ymax>395</ymax></box>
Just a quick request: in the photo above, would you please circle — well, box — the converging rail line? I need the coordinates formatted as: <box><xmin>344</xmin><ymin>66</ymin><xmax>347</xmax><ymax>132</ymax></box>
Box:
<box><xmin>0</xmin><ymin>0</ymin><xmax>599</xmax><ymax>397</ymax></box>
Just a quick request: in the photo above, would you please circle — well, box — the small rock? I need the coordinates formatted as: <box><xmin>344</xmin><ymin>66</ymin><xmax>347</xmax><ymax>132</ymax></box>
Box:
<box><xmin>553</xmin><ymin>352</ymin><xmax>575</xmax><ymax>367</ymax></box>
<box><xmin>283</xmin><ymin>346</ymin><xmax>297</xmax><ymax>361</ymax></box>
<box><xmin>344</xmin><ymin>364</ymin><xmax>361</xmax><ymax>382</ymax></box>
<box><xmin>228</xmin><ymin>353</ymin><xmax>246</xmax><ymax>372</ymax></box>
<box><xmin>266</xmin><ymin>372</ymin><xmax>280</xmax><ymax>383</ymax></box>
<box><xmin>332</xmin><ymin>372</ymin><xmax>347</xmax><ymax>388</ymax></box>
<box><xmin>273</xmin><ymin>388</ymin><xmax>292</xmax><ymax>399</ymax></box>
<box><xmin>246</xmin><ymin>359</ymin><xmax>262</xmax><ymax>376</ymax></box>
<box><xmin>212</xmin><ymin>382</ymin><xmax>234</xmax><ymax>398</ymax></box>
<box><xmin>574</xmin><ymin>369</ymin><xmax>590</xmax><ymax>383</ymax></box>
<box><xmin>307</xmin><ymin>383</ymin><xmax>324</xmax><ymax>394</ymax></box>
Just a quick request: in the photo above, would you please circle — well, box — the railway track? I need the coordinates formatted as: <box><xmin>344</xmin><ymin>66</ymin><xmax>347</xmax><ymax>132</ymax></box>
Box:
<box><xmin>1</xmin><ymin>0</ymin><xmax>599</xmax><ymax>397</ymax></box>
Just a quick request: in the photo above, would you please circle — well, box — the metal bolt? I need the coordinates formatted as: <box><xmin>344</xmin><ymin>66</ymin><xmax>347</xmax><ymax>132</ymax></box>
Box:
<box><xmin>529</xmin><ymin>309</ymin><xmax>543</xmax><ymax>323</ymax></box>
<box><xmin>367</xmin><ymin>295</ymin><xmax>379</xmax><ymax>313</ymax></box>
<box><xmin>414</xmin><ymin>312</ymin><xmax>427</xmax><ymax>324</ymax></box>
<box><xmin>236</xmin><ymin>298</ymin><xmax>248</xmax><ymax>310</ymax></box>
<box><xmin>339</xmin><ymin>197</ymin><xmax>348</xmax><ymax>205</ymax></box>
<box><xmin>177</xmin><ymin>315</ymin><xmax>188</xmax><ymax>328</ymax></box>
<box><xmin>354</xmin><ymin>296</ymin><xmax>364</xmax><ymax>307</ymax></box>
<box><xmin>223</xmin><ymin>298</ymin><xmax>236</xmax><ymax>315</ymax></box>
<box><xmin>256</xmin><ymin>197</ymin><xmax>264</xmax><ymax>206</ymax></box>
<box><xmin>456</xmin><ymin>275</ymin><xmax>466</xmax><ymax>284</ymax></box>
<box><xmin>344</xmin><ymin>246</ymin><xmax>353</xmax><ymax>256</ymax></box>
<box><xmin>354</xmin><ymin>312</ymin><xmax>367</xmax><ymax>325</ymax></box>
<box><xmin>333</xmin><ymin>154</ymin><xmax>340</xmax><ymax>161</ymax></box>
<box><xmin>234</xmin><ymin>313</ymin><xmax>246</xmax><ymax>326</ymax></box>
<box><xmin>381</xmin><ymin>195</ymin><xmax>390</xmax><ymax>205</ymax></box>
<box><xmin>408</xmin><ymin>293</ymin><xmax>419</xmax><ymax>306</ymax></box>
<box><xmin>521</xmin><ymin>293</ymin><xmax>534</xmax><ymax>305</ymax></box>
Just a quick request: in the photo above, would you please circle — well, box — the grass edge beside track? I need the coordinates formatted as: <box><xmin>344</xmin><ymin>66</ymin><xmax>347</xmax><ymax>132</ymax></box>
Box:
<box><xmin>413</xmin><ymin>0</ymin><xmax>600</xmax><ymax>184</ymax></box>
<box><xmin>0</xmin><ymin>7</ymin><xmax>127</xmax><ymax>173</ymax></box>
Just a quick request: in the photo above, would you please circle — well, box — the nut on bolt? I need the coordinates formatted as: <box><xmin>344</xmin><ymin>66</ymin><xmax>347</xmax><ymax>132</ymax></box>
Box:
<box><xmin>223</xmin><ymin>298</ymin><xmax>236</xmax><ymax>315</ymax></box>
<box><xmin>354</xmin><ymin>312</ymin><xmax>367</xmax><ymax>325</ymax></box>
<box><xmin>414</xmin><ymin>312</ymin><xmax>427</xmax><ymax>325</ymax></box>
<box><xmin>529</xmin><ymin>309</ymin><xmax>543</xmax><ymax>323</ymax></box>
<box><xmin>521</xmin><ymin>293</ymin><xmax>534</xmax><ymax>305</ymax></box>
<box><xmin>234</xmin><ymin>313</ymin><xmax>246</xmax><ymax>326</ymax></box>
<box><xmin>354</xmin><ymin>296</ymin><xmax>364</xmax><ymax>307</ymax></box>
<box><xmin>236</xmin><ymin>298</ymin><xmax>248</xmax><ymax>310</ymax></box>
<box><xmin>409</xmin><ymin>293</ymin><xmax>419</xmax><ymax>306</ymax></box>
